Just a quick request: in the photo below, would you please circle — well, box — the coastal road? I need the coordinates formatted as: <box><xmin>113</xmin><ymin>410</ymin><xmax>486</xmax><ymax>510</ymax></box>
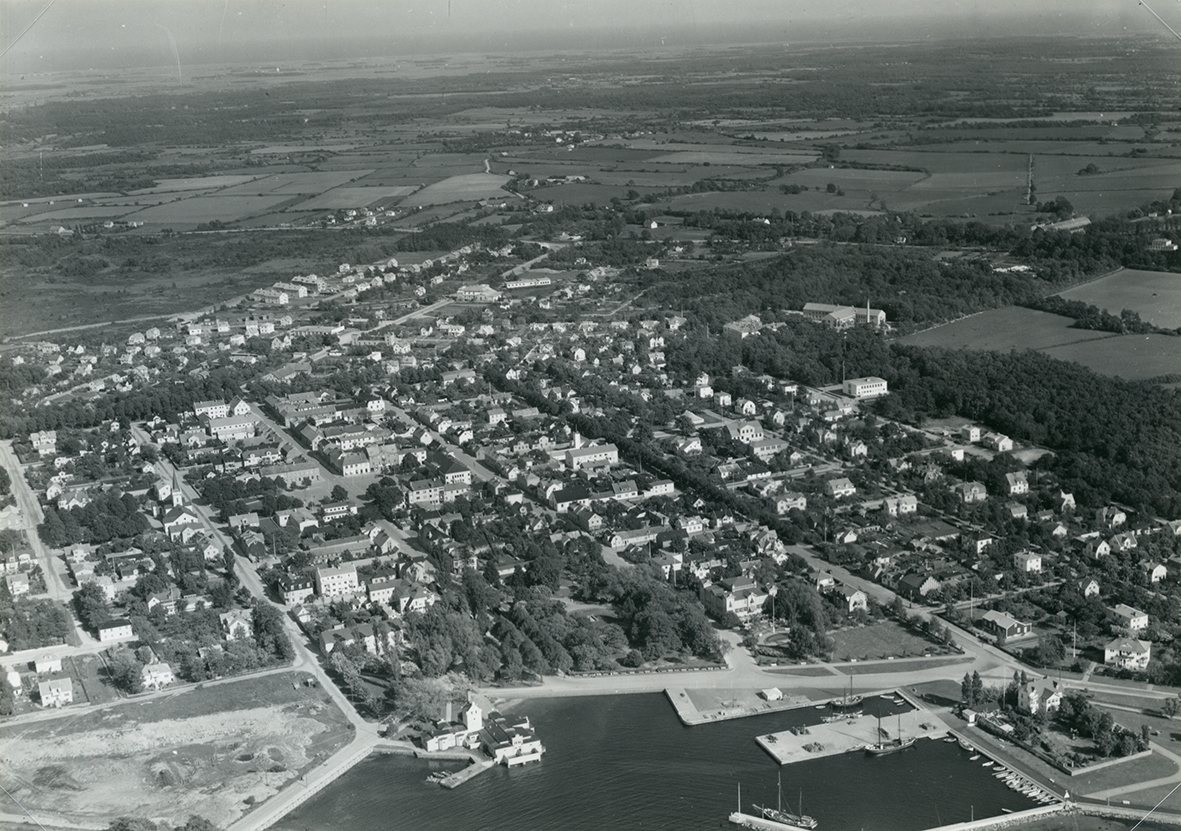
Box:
<box><xmin>486</xmin><ymin>631</ymin><xmax>981</xmax><ymax>702</ymax></box>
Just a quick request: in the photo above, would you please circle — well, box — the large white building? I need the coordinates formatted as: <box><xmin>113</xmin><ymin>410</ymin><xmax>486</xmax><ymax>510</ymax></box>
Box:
<box><xmin>316</xmin><ymin>564</ymin><xmax>359</xmax><ymax>599</ymax></box>
<box><xmin>843</xmin><ymin>377</ymin><xmax>889</xmax><ymax>399</ymax></box>
<box><xmin>565</xmin><ymin>443</ymin><xmax>619</xmax><ymax>471</ymax></box>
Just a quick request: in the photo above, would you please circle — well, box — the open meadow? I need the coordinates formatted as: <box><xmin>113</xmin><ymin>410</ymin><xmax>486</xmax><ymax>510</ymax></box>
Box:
<box><xmin>900</xmin><ymin>307</ymin><xmax>1181</xmax><ymax>382</ymax></box>
<box><xmin>1057</xmin><ymin>268</ymin><xmax>1181</xmax><ymax>330</ymax></box>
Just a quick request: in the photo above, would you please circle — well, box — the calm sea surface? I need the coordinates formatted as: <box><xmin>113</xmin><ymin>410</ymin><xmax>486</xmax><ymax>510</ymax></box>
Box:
<box><xmin>275</xmin><ymin>693</ymin><xmax>1036</xmax><ymax>831</ymax></box>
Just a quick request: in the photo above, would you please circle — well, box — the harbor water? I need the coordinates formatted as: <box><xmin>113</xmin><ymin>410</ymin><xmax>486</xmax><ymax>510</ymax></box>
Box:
<box><xmin>274</xmin><ymin>693</ymin><xmax>1037</xmax><ymax>831</ymax></box>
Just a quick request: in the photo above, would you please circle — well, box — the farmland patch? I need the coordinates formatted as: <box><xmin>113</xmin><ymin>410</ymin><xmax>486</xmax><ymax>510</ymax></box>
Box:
<box><xmin>403</xmin><ymin>173</ymin><xmax>511</xmax><ymax>206</ymax></box>
<box><xmin>126</xmin><ymin>195</ymin><xmax>296</xmax><ymax>225</ymax></box>
<box><xmin>129</xmin><ymin>175</ymin><xmax>262</xmax><ymax>194</ymax></box>
<box><xmin>290</xmin><ymin>186</ymin><xmax>419</xmax><ymax>210</ymax></box>
<box><xmin>22</xmin><ymin>205</ymin><xmax>134</xmax><ymax>223</ymax></box>
<box><xmin>217</xmin><ymin>171</ymin><xmax>372</xmax><ymax>196</ymax></box>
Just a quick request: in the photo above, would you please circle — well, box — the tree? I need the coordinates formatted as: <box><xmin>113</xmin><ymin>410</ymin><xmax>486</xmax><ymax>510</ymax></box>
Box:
<box><xmin>0</xmin><ymin>674</ymin><xmax>15</xmax><ymax>716</ymax></box>
<box><xmin>108</xmin><ymin>647</ymin><xmax>144</xmax><ymax>694</ymax></box>
<box><xmin>330</xmin><ymin>485</ymin><xmax>350</xmax><ymax>502</ymax></box>
<box><xmin>971</xmin><ymin>671</ymin><xmax>984</xmax><ymax>706</ymax></box>
<box><xmin>73</xmin><ymin>583</ymin><xmax>110</xmax><ymax>633</ymax></box>
<box><xmin>329</xmin><ymin>650</ymin><xmax>363</xmax><ymax>700</ymax></box>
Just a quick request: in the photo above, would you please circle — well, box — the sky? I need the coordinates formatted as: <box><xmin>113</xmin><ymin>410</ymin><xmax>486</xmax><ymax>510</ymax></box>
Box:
<box><xmin>0</xmin><ymin>0</ymin><xmax>1172</xmax><ymax>73</ymax></box>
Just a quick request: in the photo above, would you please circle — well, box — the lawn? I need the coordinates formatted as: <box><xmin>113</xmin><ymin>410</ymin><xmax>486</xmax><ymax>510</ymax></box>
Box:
<box><xmin>0</xmin><ymin>671</ymin><xmax>352</xmax><ymax>829</ymax></box>
<box><xmin>828</xmin><ymin>621</ymin><xmax>940</xmax><ymax>662</ymax></box>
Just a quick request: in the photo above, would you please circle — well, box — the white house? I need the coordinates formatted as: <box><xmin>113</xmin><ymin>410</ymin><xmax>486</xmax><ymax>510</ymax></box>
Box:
<box><xmin>1014</xmin><ymin>550</ymin><xmax>1042</xmax><ymax>573</ymax></box>
<box><xmin>1104</xmin><ymin>637</ymin><xmax>1151</xmax><ymax>671</ymax></box>
<box><xmin>1111</xmin><ymin>604</ymin><xmax>1148</xmax><ymax>633</ymax></box>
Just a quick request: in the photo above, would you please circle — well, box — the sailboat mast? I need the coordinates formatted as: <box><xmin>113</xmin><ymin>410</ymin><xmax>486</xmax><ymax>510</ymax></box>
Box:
<box><xmin>778</xmin><ymin>772</ymin><xmax>782</xmax><ymax>813</ymax></box>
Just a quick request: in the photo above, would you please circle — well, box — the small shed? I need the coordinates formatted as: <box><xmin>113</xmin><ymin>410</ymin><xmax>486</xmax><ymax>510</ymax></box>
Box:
<box><xmin>760</xmin><ymin>687</ymin><xmax>784</xmax><ymax>702</ymax></box>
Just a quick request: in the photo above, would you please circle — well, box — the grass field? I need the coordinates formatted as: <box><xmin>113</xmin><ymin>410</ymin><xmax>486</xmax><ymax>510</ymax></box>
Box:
<box><xmin>828</xmin><ymin>621</ymin><xmax>937</xmax><ymax>662</ymax></box>
<box><xmin>0</xmin><ymin>671</ymin><xmax>352</xmax><ymax>829</ymax></box>
<box><xmin>22</xmin><ymin>205</ymin><xmax>133</xmax><ymax>223</ymax></box>
<box><xmin>901</xmin><ymin>308</ymin><xmax>1114</xmax><ymax>351</ymax></box>
<box><xmin>218</xmin><ymin>170</ymin><xmax>372</xmax><ymax>196</ymax></box>
<box><xmin>292</xmin><ymin>185</ymin><xmax>418</xmax><ymax>210</ymax></box>
<box><xmin>130</xmin><ymin>175</ymin><xmax>262</xmax><ymax>194</ymax></box>
<box><xmin>900</xmin><ymin>307</ymin><xmax>1181</xmax><ymax>382</ymax></box>
<box><xmin>127</xmin><ymin>194</ymin><xmax>296</xmax><ymax>225</ymax></box>
<box><xmin>1058</xmin><ymin>268</ymin><xmax>1181</xmax><ymax>329</ymax></box>
<box><xmin>1040</xmin><ymin>334</ymin><xmax>1181</xmax><ymax>382</ymax></box>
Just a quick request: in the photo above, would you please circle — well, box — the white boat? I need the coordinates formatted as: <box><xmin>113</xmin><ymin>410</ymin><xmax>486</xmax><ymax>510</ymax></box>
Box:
<box><xmin>982</xmin><ymin>761</ymin><xmax>993</xmax><ymax>768</ymax></box>
<box><xmin>969</xmin><ymin>754</ymin><xmax>981</xmax><ymax>761</ymax></box>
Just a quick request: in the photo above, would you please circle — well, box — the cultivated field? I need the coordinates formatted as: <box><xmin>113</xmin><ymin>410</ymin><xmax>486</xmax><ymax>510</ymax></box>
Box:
<box><xmin>0</xmin><ymin>671</ymin><xmax>352</xmax><ymax>829</ymax></box>
<box><xmin>406</xmin><ymin>173</ymin><xmax>512</xmax><ymax>206</ymax></box>
<box><xmin>1057</xmin><ymin>268</ymin><xmax>1181</xmax><ymax>330</ymax></box>
<box><xmin>292</xmin><ymin>185</ymin><xmax>418</xmax><ymax>210</ymax></box>
<box><xmin>126</xmin><ymin>195</ymin><xmax>296</xmax><ymax>226</ymax></box>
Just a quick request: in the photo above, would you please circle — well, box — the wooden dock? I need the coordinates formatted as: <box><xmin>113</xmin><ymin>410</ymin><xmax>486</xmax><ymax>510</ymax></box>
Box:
<box><xmin>439</xmin><ymin>758</ymin><xmax>497</xmax><ymax>789</ymax></box>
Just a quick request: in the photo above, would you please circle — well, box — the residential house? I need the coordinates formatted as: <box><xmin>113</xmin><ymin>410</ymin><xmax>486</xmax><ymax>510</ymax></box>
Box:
<box><xmin>1142</xmin><ymin>560</ymin><xmax>1168</xmax><ymax>584</ymax></box>
<box><xmin>141</xmin><ymin>662</ymin><xmax>175</xmax><ymax>690</ymax></box>
<box><xmin>775</xmin><ymin>493</ymin><xmax>807</xmax><ymax>515</ymax></box>
<box><xmin>1096</xmin><ymin>507</ymin><xmax>1127</xmax><ymax>528</ymax></box>
<box><xmin>1005</xmin><ymin>472</ymin><xmax>1029</xmax><ymax>495</ymax></box>
<box><xmin>882</xmin><ymin>494</ymin><xmax>918</xmax><ymax>517</ymax></box>
<box><xmin>1104</xmin><ymin>637</ymin><xmax>1151</xmax><ymax>671</ymax></box>
<box><xmin>955</xmin><ymin>481</ymin><xmax>987</xmax><ymax>504</ymax></box>
<box><xmin>726</xmin><ymin>421</ymin><xmax>765</xmax><ymax>445</ymax></box>
<box><xmin>280</xmin><ymin>575</ymin><xmax>316</xmax><ymax>606</ymax></box>
<box><xmin>38</xmin><ymin>676</ymin><xmax>73</xmax><ymax>707</ymax></box>
<box><xmin>97</xmin><ymin>618</ymin><xmax>134</xmax><ymax>643</ymax></box>
<box><xmin>978</xmin><ymin>610</ymin><xmax>1032</xmax><ymax>645</ymax></box>
<box><xmin>1078</xmin><ymin>578</ymin><xmax>1100</xmax><ymax>598</ymax></box>
<box><xmin>837</xmin><ymin>584</ymin><xmax>869</xmax><ymax>614</ymax></box>
<box><xmin>1018</xmin><ymin>680</ymin><xmax>1062</xmax><ymax>716</ymax></box>
<box><xmin>1111</xmin><ymin>604</ymin><xmax>1148</xmax><ymax>634</ymax></box>
<box><xmin>825</xmin><ymin>478</ymin><xmax>856</xmax><ymax>499</ymax></box>
<box><xmin>983</xmin><ymin>433</ymin><xmax>1014</xmax><ymax>452</ymax></box>
<box><xmin>220</xmin><ymin>609</ymin><xmax>253</xmax><ymax>640</ymax></box>
<box><xmin>700</xmin><ymin>576</ymin><xmax>769</xmax><ymax>620</ymax></box>
<box><xmin>1013</xmin><ymin>550</ymin><xmax>1042</xmax><ymax>573</ymax></box>
<box><xmin>897</xmin><ymin>572</ymin><xmax>941</xmax><ymax>601</ymax></box>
